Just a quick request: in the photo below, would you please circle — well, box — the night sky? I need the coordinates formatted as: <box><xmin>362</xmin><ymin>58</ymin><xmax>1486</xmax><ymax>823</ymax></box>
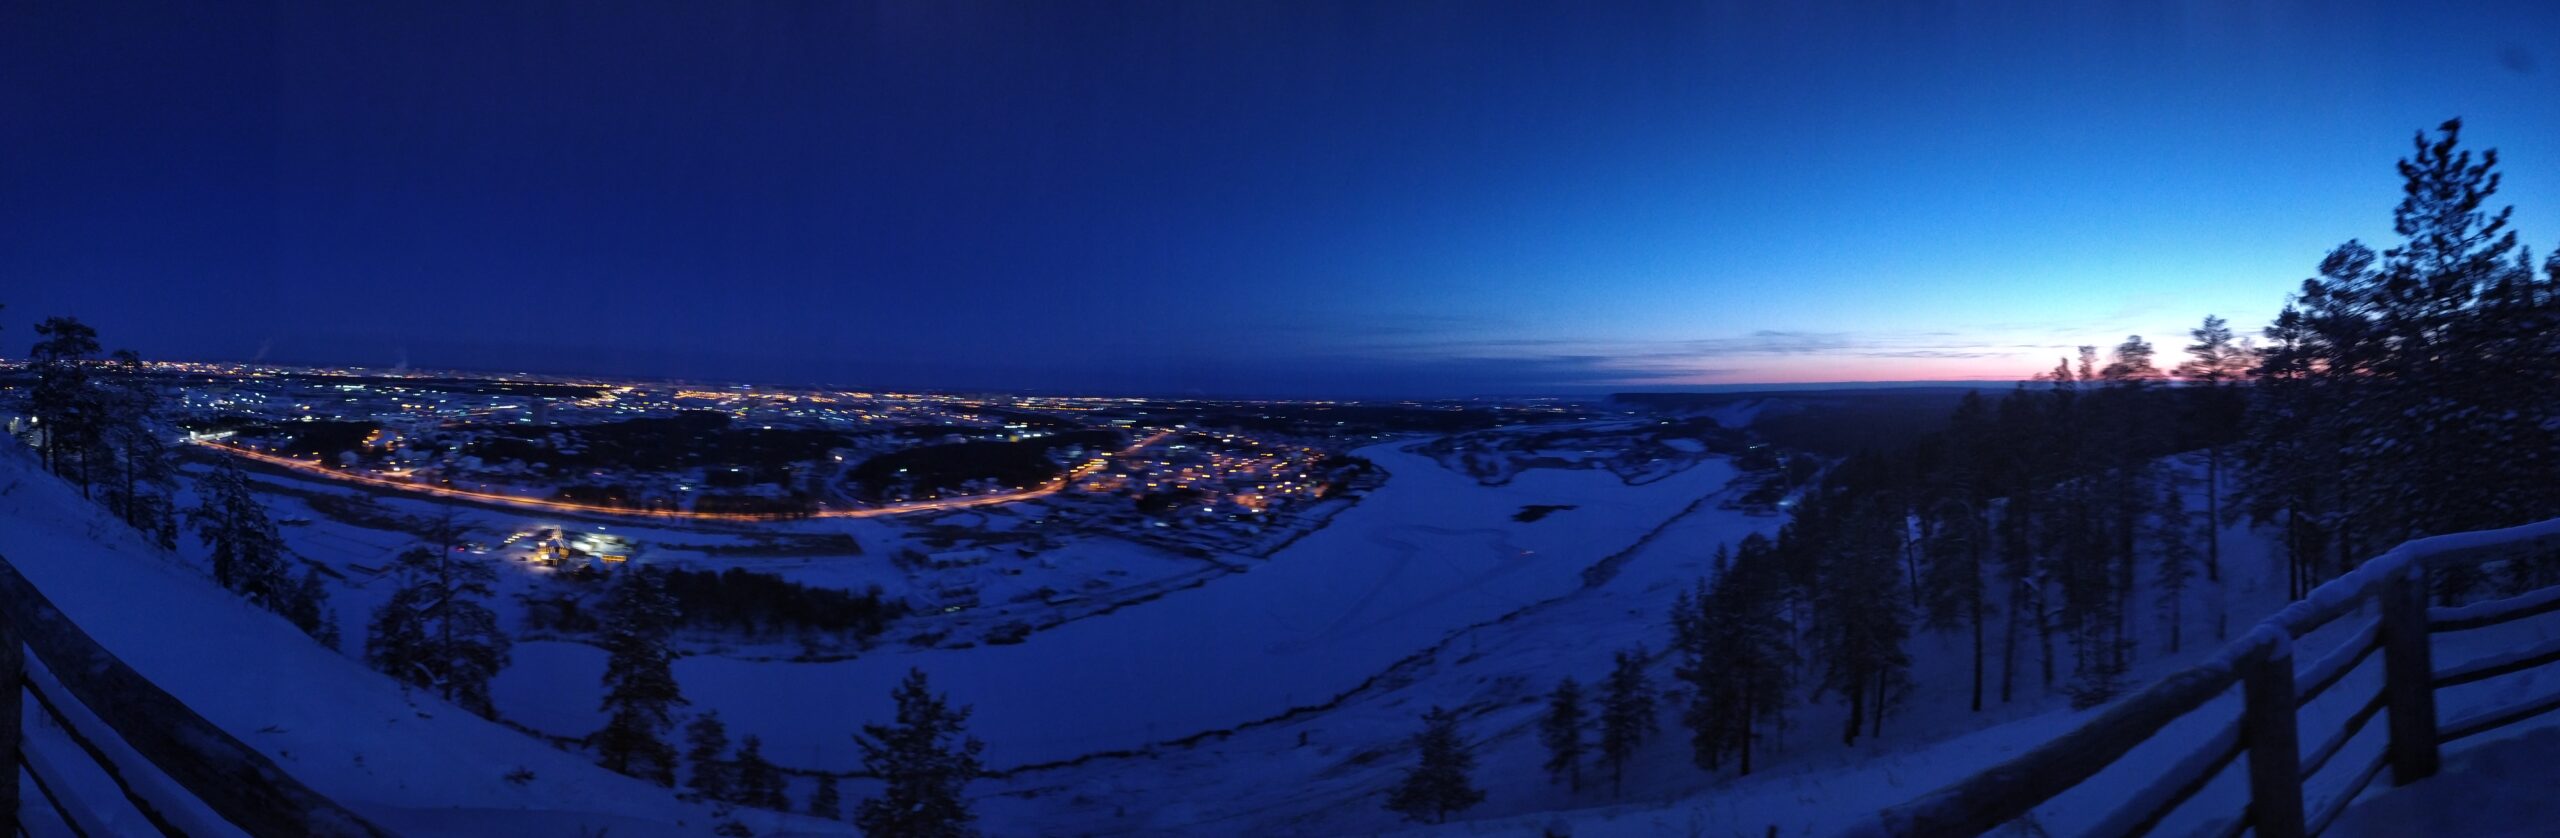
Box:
<box><xmin>6</xmin><ymin>2</ymin><xmax>2558</xmax><ymax>396</ymax></box>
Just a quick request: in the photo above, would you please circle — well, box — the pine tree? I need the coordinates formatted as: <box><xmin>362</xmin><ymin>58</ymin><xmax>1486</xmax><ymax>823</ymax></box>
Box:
<box><xmin>1675</xmin><ymin>565</ymin><xmax>1760</xmax><ymax>774</ymax></box>
<box><xmin>2058</xmin><ymin>494</ymin><xmax>2130</xmax><ymax>710</ymax></box>
<box><xmin>733</xmin><ymin>735</ymin><xmax>788</xmax><ymax>810</ymax></box>
<box><xmin>184</xmin><ymin>458</ymin><xmax>333</xmax><ymax>646</ymax></box>
<box><xmin>1537</xmin><ymin>677</ymin><xmax>1585</xmax><ymax>792</ymax></box>
<box><xmin>2031</xmin><ymin>348</ymin><xmax>2140</xmax><ymax>711</ymax></box>
<box><xmin>1670</xmin><ymin>572</ymin><xmax>1721</xmax><ymax>771</ymax></box>
<box><xmin>364</xmin><ymin>563</ymin><xmax>430</xmax><ymax>687</ymax></box>
<box><xmin>1918</xmin><ymin>500</ymin><xmax>1986</xmax><ymax>686</ymax></box>
<box><xmin>2241</xmin><ymin>297</ymin><xmax>2353</xmax><ymax>601</ymax></box>
<box><xmin>808</xmin><ymin>774</ymin><xmax>841</xmax><ymax>820</ymax></box>
<box><xmin>423</xmin><ymin>512</ymin><xmax>507</xmax><ymax>710</ymax></box>
<box><xmin>1384</xmin><ymin>705</ymin><xmax>1484</xmax><ymax>824</ymax></box>
<box><xmin>363</xmin><ymin>539</ymin><xmax>510</xmax><ymax>716</ymax></box>
<box><xmin>26</xmin><ymin>316</ymin><xmax>102</xmax><ymax>490</ymax></box>
<box><xmin>1690</xmin><ymin>535</ymin><xmax>1795</xmax><ymax>774</ymax></box>
<box><xmin>1597</xmin><ymin>647</ymin><xmax>1655</xmax><ymax>797</ymax></box>
<box><xmin>96</xmin><ymin>349</ymin><xmax>179</xmax><ymax>547</ymax></box>
<box><xmin>684</xmin><ymin>711</ymin><xmax>734</xmax><ymax>803</ymax></box>
<box><xmin>2151</xmin><ymin>480</ymin><xmax>2200</xmax><ymax>654</ymax></box>
<box><xmin>2174</xmin><ymin>314</ymin><xmax>2251</xmax><ymax>588</ymax></box>
<box><xmin>593</xmin><ymin>566</ymin><xmax>686</xmax><ymax>784</ymax></box>
<box><xmin>2096</xmin><ymin>338</ymin><xmax>2166</xmax><ymax>692</ymax></box>
<box><xmin>187</xmin><ymin>458</ymin><xmax>298</xmax><ymax>614</ymax></box>
<box><xmin>2377</xmin><ymin>121</ymin><xmax>2560</xmax><ymax>559</ymax></box>
<box><xmin>854</xmin><ymin>668</ymin><xmax>984</xmax><ymax>838</ymax></box>
<box><xmin>2239</xmin><ymin>119</ymin><xmax>2560</xmax><ymax>605</ymax></box>
<box><xmin>1808</xmin><ymin>497</ymin><xmax>1912</xmax><ymax>742</ymax></box>
<box><xmin>2098</xmin><ymin>335</ymin><xmax>2161</xmax><ymax>382</ymax></box>
<box><xmin>1993</xmin><ymin>385</ymin><xmax>2044</xmax><ymax>705</ymax></box>
<box><xmin>1933</xmin><ymin>391</ymin><xmax>1997</xmax><ymax>711</ymax></box>
<box><xmin>287</xmin><ymin>565</ymin><xmax>340</xmax><ymax>649</ymax></box>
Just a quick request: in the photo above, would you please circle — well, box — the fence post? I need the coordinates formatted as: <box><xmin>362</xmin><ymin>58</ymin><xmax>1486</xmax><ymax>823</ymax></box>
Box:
<box><xmin>2242</xmin><ymin>647</ymin><xmax>2306</xmax><ymax>838</ymax></box>
<box><xmin>2379</xmin><ymin>566</ymin><xmax>2441</xmax><ymax>784</ymax></box>
<box><xmin>0</xmin><ymin>597</ymin><xmax>19</xmax><ymax>826</ymax></box>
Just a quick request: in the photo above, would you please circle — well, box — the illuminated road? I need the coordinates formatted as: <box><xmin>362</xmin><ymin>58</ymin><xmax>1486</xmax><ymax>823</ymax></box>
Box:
<box><xmin>193</xmin><ymin>429</ymin><xmax>1175</xmax><ymax>521</ymax></box>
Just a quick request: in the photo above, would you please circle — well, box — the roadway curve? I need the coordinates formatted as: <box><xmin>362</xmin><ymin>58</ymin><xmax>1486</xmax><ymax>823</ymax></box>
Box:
<box><xmin>191</xmin><ymin>428</ymin><xmax>1174</xmax><ymax>522</ymax></box>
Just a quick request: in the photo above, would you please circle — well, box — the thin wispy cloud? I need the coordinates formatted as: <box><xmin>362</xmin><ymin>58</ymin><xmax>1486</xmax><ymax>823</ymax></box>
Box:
<box><xmin>1270</xmin><ymin>327</ymin><xmax>2078</xmax><ymax>390</ymax></box>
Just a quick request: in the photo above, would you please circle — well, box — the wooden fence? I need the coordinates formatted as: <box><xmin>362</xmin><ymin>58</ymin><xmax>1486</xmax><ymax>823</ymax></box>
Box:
<box><xmin>1844</xmin><ymin>516</ymin><xmax>2560</xmax><ymax>838</ymax></box>
<box><xmin>0</xmin><ymin>554</ymin><xmax>386</xmax><ymax>836</ymax></box>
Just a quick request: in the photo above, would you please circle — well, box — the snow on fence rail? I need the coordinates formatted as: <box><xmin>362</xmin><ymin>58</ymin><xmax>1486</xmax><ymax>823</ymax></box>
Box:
<box><xmin>0</xmin><ymin>553</ymin><xmax>387</xmax><ymax>836</ymax></box>
<box><xmin>1843</xmin><ymin>516</ymin><xmax>2560</xmax><ymax>838</ymax></box>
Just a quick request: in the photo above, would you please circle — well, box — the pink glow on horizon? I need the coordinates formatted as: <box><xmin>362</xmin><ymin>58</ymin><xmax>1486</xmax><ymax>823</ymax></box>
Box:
<box><xmin>1620</xmin><ymin>353</ymin><xmax>2065</xmax><ymax>388</ymax></box>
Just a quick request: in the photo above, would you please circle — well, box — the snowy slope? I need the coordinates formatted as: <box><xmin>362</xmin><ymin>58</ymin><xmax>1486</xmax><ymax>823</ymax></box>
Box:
<box><xmin>940</xmin><ymin>451</ymin><xmax>2322</xmax><ymax>836</ymax></box>
<box><xmin>9</xmin><ymin>419</ymin><xmax>2367</xmax><ymax>837</ymax></box>
<box><xmin>1375</xmin><ymin>453</ymin><xmax>2290</xmax><ymax>838</ymax></box>
<box><xmin>1393</xmin><ymin>465</ymin><xmax>2560</xmax><ymax>838</ymax></box>
<box><xmin>0</xmin><ymin>443</ymin><xmax>850</xmax><ymax>836</ymax></box>
<box><xmin>492</xmin><ymin>439</ymin><xmax>1737</xmax><ymax>770</ymax></box>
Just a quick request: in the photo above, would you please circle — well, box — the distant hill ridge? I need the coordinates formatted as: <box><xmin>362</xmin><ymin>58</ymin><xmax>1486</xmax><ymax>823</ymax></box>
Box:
<box><xmin>1613</xmin><ymin>386</ymin><xmax>2008</xmax><ymax>456</ymax></box>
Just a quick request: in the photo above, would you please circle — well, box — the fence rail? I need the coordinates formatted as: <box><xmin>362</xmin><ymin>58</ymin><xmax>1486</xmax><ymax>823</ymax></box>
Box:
<box><xmin>1846</xmin><ymin>516</ymin><xmax>2560</xmax><ymax>838</ymax></box>
<box><xmin>0</xmin><ymin>553</ymin><xmax>385</xmax><ymax>836</ymax></box>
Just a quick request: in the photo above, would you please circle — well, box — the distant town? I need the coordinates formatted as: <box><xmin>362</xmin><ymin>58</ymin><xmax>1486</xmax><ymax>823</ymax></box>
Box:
<box><xmin>154</xmin><ymin>360</ymin><xmax>1528</xmax><ymax>523</ymax></box>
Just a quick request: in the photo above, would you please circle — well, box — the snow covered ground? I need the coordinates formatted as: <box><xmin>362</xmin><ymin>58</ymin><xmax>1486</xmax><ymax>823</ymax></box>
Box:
<box><xmin>229</xmin><ymin>458</ymin><xmax>1239</xmax><ymax>663</ymax></box>
<box><xmin>960</xmin><ymin>452</ymin><xmax>2312</xmax><ymax>836</ymax></box>
<box><xmin>0</xmin><ymin>442</ymin><xmax>850</xmax><ymax>835</ymax></box>
<box><xmin>1382</xmin><ymin>482</ymin><xmax>2560</xmax><ymax>838</ymax></box>
<box><xmin>491</xmin><ymin>437</ymin><xmax>1739</xmax><ymax>770</ymax></box>
<box><xmin>26</xmin><ymin>414</ymin><xmax>2503</xmax><ymax>838</ymax></box>
<box><xmin>2328</xmin><ymin>595</ymin><xmax>2560</xmax><ymax>837</ymax></box>
<box><xmin>2335</xmin><ymin>717</ymin><xmax>2560</xmax><ymax>837</ymax></box>
<box><xmin>966</xmin><ymin>454</ymin><xmax>1771</xmax><ymax>835</ymax></box>
<box><xmin>1366</xmin><ymin>454</ymin><xmax>2297</xmax><ymax>838</ymax></box>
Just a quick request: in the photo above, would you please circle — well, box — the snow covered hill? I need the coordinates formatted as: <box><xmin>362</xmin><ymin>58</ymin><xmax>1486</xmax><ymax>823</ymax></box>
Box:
<box><xmin>0</xmin><ymin>442</ymin><xmax>850</xmax><ymax>836</ymax></box>
<box><xmin>1400</xmin><ymin>499</ymin><xmax>2560</xmax><ymax>838</ymax></box>
<box><xmin>959</xmin><ymin>451</ymin><xmax>2296</xmax><ymax>836</ymax></box>
<box><xmin>492</xmin><ymin>437</ymin><xmax>1737</xmax><ymax>770</ymax></box>
<box><xmin>0</xmin><ymin>422</ymin><xmax>2418</xmax><ymax>838</ymax></box>
<box><xmin>1374</xmin><ymin>453</ymin><xmax>2289</xmax><ymax>837</ymax></box>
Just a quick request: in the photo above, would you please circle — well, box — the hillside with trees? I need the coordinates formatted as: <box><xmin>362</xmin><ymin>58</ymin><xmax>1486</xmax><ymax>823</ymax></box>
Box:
<box><xmin>1394</xmin><ymin>118</ymin><xmax>2560</xmax><ymax>830</ymax></box>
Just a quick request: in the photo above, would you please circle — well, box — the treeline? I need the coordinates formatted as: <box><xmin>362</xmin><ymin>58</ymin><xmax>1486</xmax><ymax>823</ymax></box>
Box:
<box><xmin>1385</xmin><ymin>119</ymin><xmax>2560</xmax><ymax>824</ymax></box>
<box><xmin>15</xmin><ymin>317</ymin><xmax>183</xmax><ymax>546</ymax></box>
<box><xmin>844</xmin><ymin>429</ymin><xmax>1123</xmax><ymax>502</ymax></box>
<box><xmin>0</xmin><ymin>314</ymin><xmax>991</xmax><ymax>833</ymax></box>
<box><xmin>575</xmin><ymin>564</ymin><xmax>985</xmax><ymax>835</ymax></box>
<box><xmin>3</xmin><ymin>314</ymin><xmax>341</xmax><ymax>647</ymax></box>
<box><xmin>658</xmin><ymin>567</ymin><xmax>907</xmax><ymax>638</ymax></box>
<box><xmin>1617</xmin><ymin>389</ymin><xmax>1989</xmax><ymax>457</ymax></box>
<box><xmin>462</xmin><ymin>410</ymin><xmax>844</xmax><ymax>475</ymax></box>
<box><xmin>365</xmin><ymin>509</ymin><xmax>511</xmax><ymax>716</ymax></box>
<box><xmin>523</xmin><ymin>565</ymin><xmax>907</xmax><ymax>643</ymax></box>
<box><xmin>2243</xmin><ymin>122</ymin><xmax>2560</xmax><ymax>602</ymax></box>
<box><xmin>1791</xmin><ymin>340</ymin><xmax>2249</xmax><ymax>719</ymax></box>
<box><xmin>235</xmin><ymin>418</ymin><xmax>380</xmax><ymax>462</ymax></box>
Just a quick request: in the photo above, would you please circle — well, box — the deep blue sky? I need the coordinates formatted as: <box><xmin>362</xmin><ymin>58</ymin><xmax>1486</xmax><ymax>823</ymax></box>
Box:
<box><xmin>6</xmin><ymin>2</ymin><xmax>2558</xmax><ymax>396</ymax></box>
